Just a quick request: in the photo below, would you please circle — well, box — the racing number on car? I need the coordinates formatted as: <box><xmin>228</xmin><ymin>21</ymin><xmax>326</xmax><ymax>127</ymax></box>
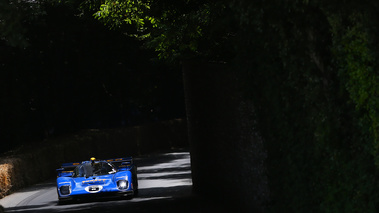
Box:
<box><xmin>89</xmin><ymin>186</ymin><xmax>99</xmax><ymax>192</ymax></box>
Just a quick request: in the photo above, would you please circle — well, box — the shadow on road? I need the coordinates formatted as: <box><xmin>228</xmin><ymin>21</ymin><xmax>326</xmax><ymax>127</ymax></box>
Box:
<box><xmin>6</xmin><ymin>186</ymin><xmax>198</xmax><ymax>213</ymax></box>
<box><xmin>3</xmin><ymin>151</ymin><xmax>232</xmax><ymax>213</ymax></box>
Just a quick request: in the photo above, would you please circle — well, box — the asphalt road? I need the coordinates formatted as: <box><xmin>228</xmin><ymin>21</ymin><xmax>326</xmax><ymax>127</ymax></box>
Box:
<box><xmin>0</xmin><ymin>151</ymin><xmax>221</xmax><ymax>213</ymax></box>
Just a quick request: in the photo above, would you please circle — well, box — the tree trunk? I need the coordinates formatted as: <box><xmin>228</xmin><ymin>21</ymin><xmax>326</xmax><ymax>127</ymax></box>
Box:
<box><xmin>182</xmin><ymin>60</ymin><xmax>269</xmax><ymax>212</ymax></box>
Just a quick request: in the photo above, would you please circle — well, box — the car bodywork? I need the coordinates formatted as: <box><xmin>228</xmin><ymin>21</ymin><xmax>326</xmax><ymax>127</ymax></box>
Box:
<box><xmin>56</xmin><ymin>157</ymin><xmax>138</xmax><ymax>203</ymax></box>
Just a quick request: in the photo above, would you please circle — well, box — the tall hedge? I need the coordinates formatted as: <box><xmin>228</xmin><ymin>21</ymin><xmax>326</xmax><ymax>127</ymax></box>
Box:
<box><xmin>233</xmin><ymin>1</ymin><xmax>379</xmax><ymax>212</ymax></box>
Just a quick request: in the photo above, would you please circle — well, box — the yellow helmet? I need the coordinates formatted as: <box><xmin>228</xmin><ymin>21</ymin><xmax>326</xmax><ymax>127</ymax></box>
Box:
<box><xmin>90</xmin><ymin>157</ymin><xmax>96</xmax><ymax>161</ymax></box>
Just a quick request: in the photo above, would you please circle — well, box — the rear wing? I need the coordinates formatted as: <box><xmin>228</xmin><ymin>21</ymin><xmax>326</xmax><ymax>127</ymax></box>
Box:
<box><xmin>56</xmin><ymin>162</ymin><xmax>81</xmax><ymax>177</ymax></box>
<box><xmin>106</xmin><ymin>157</ymin><xmax>133</xmax><ymax>171</ymax></box>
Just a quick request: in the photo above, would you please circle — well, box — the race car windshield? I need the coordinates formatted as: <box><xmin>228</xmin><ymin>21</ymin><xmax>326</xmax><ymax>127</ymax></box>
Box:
<box><xmin>73</xmin><ymin>162</ymin><xmax>116</xmax><ymax>178</ymax></box>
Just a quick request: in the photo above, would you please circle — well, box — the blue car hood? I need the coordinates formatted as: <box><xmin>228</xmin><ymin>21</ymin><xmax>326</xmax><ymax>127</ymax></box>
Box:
<box><xmin>73</xmin><ymin>175</ymin><xmax>114</xmax><ymax>186</ymax></box>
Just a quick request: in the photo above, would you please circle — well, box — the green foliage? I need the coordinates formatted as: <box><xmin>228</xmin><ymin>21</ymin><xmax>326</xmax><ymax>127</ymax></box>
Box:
<box><xmin>91</xmin><ymin>0</ymin><xmax>235</xmax><ymax>61</ymax></box>
<box><xmin>330</xmin><ymin>11</ymin><xmax>379</xmax><ymax>167</ymax></box>
<box><xmin>0</xmin><ymin>0</ymin><xmax>41</xmax><ymax>47</ymax></box>
<box><xmin>93</xmin><ymin>0</ymin><xmax>152</xmax><ymax>32</ymax></box>
<box><xmin>232</xmin><ymin>1</ymin><xmax>379</xmax><ymax>212</ymax></box>
<box><xmin>0</xmin><ymin>0</ymin><xmax>186</xmax><ymax>153</ymax></box>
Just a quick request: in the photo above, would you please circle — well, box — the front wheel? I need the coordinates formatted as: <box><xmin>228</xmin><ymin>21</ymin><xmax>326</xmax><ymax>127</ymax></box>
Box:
<box><xmin>58</xmin><ymin>198</ymin><xmax>72</xmax><ymax>205</ymax></box>
<box><xmin>132</xmin><ymin>173</ymin><xmax>138</xmax><ymax>196</ymax></box>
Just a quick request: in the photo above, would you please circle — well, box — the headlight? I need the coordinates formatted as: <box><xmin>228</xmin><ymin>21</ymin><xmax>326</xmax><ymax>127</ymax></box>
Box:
<box><xmin>60</xmin><ymin>185</ymin><xmax>71</xmax><ymax>195</ymax></box>
<box><xmin>117</xmin><ymin>180</ymin><xmax>128</xmax><ymax>190</ymax></box>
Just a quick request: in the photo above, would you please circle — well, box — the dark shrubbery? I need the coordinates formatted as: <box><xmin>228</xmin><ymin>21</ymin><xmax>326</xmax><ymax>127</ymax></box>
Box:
<box><xmin>233</xmin><ymin>2</ymin><xmax>379</xmax><ymax>212</ymax></box>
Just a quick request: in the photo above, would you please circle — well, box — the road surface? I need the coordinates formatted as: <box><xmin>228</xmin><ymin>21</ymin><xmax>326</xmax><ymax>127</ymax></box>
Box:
<box><xmin>0</xmin><ymin>151</ymin><xmax>218</xmax><ymax>213</ymax></box>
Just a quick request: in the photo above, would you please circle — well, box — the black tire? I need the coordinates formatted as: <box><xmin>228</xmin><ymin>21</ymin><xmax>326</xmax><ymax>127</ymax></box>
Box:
<box><xmin>133</xmin><ymin>173</ymin><xmax>139</xmax><ymax>197</ymax></box>
<box><xmin>58</xmin><ymin>199</ymin><xmax>69</xmax><ymax>205</ymax></box>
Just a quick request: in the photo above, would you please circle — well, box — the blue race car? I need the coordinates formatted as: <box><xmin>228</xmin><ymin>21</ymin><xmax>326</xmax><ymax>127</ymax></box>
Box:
<box><xmin>56</xmin><ymin>157</ymin><xmax>138</xmax><ymax>203</ymax></box>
